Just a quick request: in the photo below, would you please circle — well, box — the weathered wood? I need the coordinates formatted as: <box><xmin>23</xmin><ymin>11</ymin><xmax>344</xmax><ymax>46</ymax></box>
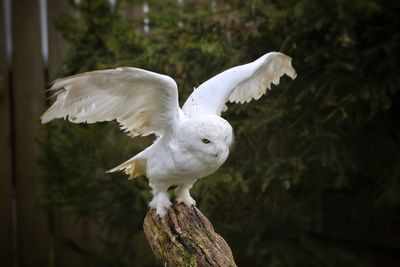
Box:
<box><xmin>144</xmin><ymin>204</ymin><xmax>237</xmax><ymax>267</ymax></box>
<box><xmin>12</xmin><ymin>0</ymin><xmax>49</xmax><ymax>266</ymax></box>
<box><xmin>0</xmin><ymin>1</ymin><xmax>13</xmax><ymax>266</ymax></box>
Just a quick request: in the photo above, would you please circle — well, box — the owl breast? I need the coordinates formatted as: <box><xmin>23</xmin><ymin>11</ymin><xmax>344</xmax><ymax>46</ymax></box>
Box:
<box><xmin>174</xmin><ymin>146</ymin><xmax>229</xmax><ymax>178</ymax></box>
<box><xmin>146</xmin><ymin>114</ymin><xmax>233</xmax><ymax>184</ymax></box>
<box><xmin>147</xmin><ymin>143</ymin><xmax>229</xmax><ymax>183</ymax></box>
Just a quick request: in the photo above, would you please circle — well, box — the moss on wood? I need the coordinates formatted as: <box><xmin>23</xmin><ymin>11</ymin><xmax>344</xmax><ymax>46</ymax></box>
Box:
<box><xmin>143</xmin><ymin>203</ymin><xmax>237</xmax><ymax>267</ymax></box>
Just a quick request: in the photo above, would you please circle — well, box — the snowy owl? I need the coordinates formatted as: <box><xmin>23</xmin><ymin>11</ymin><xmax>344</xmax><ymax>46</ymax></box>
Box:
<box><xmin>41</xmin><ymin>52</ymin><xmax>296</xmax><ymax>216</ymax></box>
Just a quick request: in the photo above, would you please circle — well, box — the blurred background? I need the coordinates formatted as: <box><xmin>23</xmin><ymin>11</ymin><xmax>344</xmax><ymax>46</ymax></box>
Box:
<box><xmin>1</xmin><ymin>0</ymin><xmax>400</xmax><ymax>266</ymax></box>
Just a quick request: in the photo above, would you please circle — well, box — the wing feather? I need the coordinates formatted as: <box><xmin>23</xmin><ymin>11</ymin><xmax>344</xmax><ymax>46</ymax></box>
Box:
<box><xmin>182</xmin><ymin>52</ymin><xmax>296</xmax><ymax>117</ymax></box>
<box><xmin>41</xmin><ymin>67</ymin><xmax>181</xmax><ymax>137</ymax></box>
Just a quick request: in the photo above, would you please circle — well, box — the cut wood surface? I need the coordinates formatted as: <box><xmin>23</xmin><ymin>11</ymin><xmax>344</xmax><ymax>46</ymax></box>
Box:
<box><xmin>143</xmin><ymin>203</ymin><xmax>237</xmax><ymax>267</ymax></box>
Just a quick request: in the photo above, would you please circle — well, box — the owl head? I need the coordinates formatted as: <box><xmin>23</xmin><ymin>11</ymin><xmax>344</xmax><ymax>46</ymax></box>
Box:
<box><xmin>177</xmin><ymin>115</ymin><xmax>234</xmax><ymax>165</ymax></box>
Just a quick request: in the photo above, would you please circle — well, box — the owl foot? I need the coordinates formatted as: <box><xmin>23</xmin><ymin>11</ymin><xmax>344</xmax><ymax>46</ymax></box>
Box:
<box><xmin>175</xmin><ymin>185</ymin><xmax>196</xmax><ymax>207</ymax></box>
<box><xmin>176</xmin><ymin>195</ymin><xmax>197</xmax><ymax>207</ymax></box>
<box><xmin>149</xmin><ymin>192</ymin><xmax>172</xmax><ymax>217</ymax></box>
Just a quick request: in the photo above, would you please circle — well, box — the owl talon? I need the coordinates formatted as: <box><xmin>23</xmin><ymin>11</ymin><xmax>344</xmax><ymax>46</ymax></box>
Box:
<box><xmin>176</xmin><ymin>195</ymin><xmax>197</xmax><ymax>207</ymax></box>
<box><xmin>175</xmin><ymin>185</ymin><xmax>196</xmax><ymax>207</ymax></box>
<box><xmin>149</xmin><ymin>191</ymin><xmax>172</xmax><ymax>217</ymax></box>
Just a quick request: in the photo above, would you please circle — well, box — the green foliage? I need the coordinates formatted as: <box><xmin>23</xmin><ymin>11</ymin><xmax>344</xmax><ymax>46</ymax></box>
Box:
<box><xmin>40</xmin><ymin>0</ymin><xmax>400</xmax><ymax>266</ymax></box>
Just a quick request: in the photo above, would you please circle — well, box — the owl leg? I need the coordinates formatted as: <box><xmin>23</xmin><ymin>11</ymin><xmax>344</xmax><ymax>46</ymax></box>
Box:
<box><xmin>175</xmin><ymin>183</ymin><xmax>196</xmax><ymax>207</ymax></box>
<box><xmin>149</xmin><ymin>182</ymin><xmax>172</xmax><ymax>217</ymax></box>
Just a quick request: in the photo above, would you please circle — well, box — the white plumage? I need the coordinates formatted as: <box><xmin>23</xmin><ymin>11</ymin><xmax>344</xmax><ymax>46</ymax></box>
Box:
<box><xmin>41</xmin><ymin>52</ymin><xmax>296</xmax><ymax>216</ymax></box>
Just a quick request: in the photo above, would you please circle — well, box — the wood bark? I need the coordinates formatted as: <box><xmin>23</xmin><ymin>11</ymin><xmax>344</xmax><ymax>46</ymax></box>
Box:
<box><xmin>143</xmin><ymin>203</ymin><xmax>237</xmax><ymax>267</ymax></box>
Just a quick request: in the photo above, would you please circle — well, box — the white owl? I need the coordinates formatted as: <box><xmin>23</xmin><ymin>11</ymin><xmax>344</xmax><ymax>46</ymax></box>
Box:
<box><xmin>41</xmin><ymin>52</ymin><xmax>296</xmax><ymax>216</ymax></box>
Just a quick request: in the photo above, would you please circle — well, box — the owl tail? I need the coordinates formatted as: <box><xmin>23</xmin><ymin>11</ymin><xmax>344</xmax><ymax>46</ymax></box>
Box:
<box><xmin>107</xmin><ymin>156</ymin><xmax>147</xmax><ymax>180</ymax></box>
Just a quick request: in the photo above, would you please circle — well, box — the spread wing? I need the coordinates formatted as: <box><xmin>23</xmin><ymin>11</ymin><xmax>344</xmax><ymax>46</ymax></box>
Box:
<box><xmin>41</xmin><ymin>67</ymin><xmax>181</xmax><ymax>137</ymax></box>
<box><xmin>182</xmin><ymin>52</ymin><xmax>296</xmax><ymax>118</ymax></box>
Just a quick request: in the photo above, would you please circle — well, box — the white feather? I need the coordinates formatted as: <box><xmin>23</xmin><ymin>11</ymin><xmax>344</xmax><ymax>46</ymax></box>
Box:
<box><xmin>182</xmin><ymin>52</ymin><xmax>296</xmax><ymax>117</ymax></box>
<box><xmin>41</xmin><ymin>67</ymin><xmax>181</xmax><ymax>137</ymax></box>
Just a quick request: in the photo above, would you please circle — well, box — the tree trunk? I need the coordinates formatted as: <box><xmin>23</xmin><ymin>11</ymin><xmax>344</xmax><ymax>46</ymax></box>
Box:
<box><xmin>143</xmin><ymin>203</ymin><xmax>237</xmax><ymax>267</ymax></box>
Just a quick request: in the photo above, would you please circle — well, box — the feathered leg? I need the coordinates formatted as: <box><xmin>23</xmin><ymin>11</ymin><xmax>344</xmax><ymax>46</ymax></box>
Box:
<box><xmin>175</xmin><ymin>182</ymin><xmax>196</xmax><ymax>207</ymax></box>
<box><xmin>149</xmin><ymin>182</ymin><xmax>172</xmax><ymax>217</ymax></box>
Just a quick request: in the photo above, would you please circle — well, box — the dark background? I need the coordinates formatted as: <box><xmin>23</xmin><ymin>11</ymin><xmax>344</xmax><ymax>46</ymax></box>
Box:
<box><xmin>1</xmin><ymin>0</ymin><xmax>399</xmax><ymax>266</ymax></box>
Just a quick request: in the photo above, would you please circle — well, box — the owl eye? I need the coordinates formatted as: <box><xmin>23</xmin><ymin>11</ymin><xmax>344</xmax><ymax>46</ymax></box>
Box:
<box><xmin>201</xmin><ymin>138</ymin><xmax>211</xmax><ymax>144</ymax></box>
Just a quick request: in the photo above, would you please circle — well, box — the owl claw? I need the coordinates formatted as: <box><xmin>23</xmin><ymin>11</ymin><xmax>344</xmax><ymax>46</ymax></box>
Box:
<box><xmin>175</xmin><ymin>185</ymin><xmax>196</xmax><ymax>207</ymax></box>
<box><xmin>155</xmin><ymin>205</ymin><xmax>170</xmax><ymax>217</ymax></box>
<box><xmin>176</xmin><ymin>195</ymin><xmax>197</xmax><ymax>207</ymax></box>
<box><xmin>149</xmin><ymin>192</ymin><xmax>172</xmax><ymax>217</ymax></box>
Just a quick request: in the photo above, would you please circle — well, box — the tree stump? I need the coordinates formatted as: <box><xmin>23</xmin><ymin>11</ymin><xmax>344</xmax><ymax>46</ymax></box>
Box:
<box><xmin>143</xmin><ymin>203</ymin><xmax>237</xmax><ymax>267</ymax></box>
